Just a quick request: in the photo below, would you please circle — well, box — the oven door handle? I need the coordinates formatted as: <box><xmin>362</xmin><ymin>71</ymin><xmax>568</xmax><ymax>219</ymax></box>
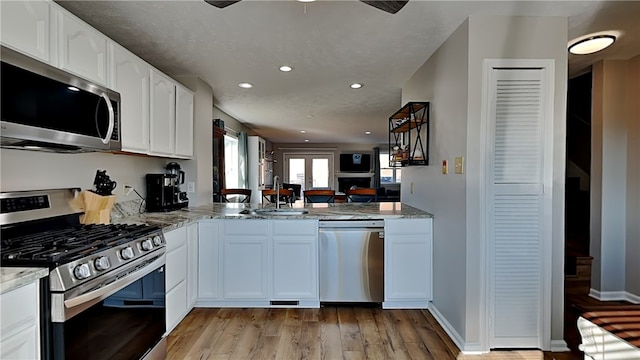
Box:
<box><xmin>64</xmin><ymin>255</ymin><xmax>165</xmax><ymax>309</ymax></box>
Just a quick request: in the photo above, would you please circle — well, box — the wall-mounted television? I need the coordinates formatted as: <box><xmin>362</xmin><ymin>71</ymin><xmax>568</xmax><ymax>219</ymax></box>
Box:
<box><xmin>339</xmin><ymin>153</ymin><xmax>371</xmax><ymax>172</ymax></box>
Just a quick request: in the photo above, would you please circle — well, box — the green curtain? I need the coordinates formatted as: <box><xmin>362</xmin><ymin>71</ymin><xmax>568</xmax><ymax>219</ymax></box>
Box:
<box><xmin>237</xmin><ymin>131</ymin><xmax>248</xmax><ymax>188</ymax></box>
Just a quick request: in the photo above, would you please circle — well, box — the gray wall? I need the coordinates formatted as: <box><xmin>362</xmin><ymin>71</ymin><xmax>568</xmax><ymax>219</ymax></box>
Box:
<box><xmin>401</xmin><ymin>15</ymin><xmax>568</xmax><ymax>351</ymax></box>
<box><xmin>591</xmin><ymin>56</ymin><xmax>640</xmax><ymax>300</ymax></box>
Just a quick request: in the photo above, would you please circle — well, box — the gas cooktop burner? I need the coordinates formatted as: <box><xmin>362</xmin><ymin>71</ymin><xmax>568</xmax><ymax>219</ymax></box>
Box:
<box><xmin>1</xmin><ymin>223</ymin><xmax>158</xmax><ymax>264</ymax></box>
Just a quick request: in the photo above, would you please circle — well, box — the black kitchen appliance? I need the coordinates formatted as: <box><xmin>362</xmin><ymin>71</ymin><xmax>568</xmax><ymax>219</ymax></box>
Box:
<box><xmin>0</xmin><ymin>188</ymin><xmax>167</xmax><ymax>360</ymax></box>
<box><xmin>146</xmin><ymin>163</ymin><xmax>188</xmax><ymax>212</ymax></box>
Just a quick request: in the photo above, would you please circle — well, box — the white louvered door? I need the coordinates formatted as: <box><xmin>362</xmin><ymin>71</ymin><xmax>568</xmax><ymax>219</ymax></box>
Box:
<box><xmin>485</xmin><ymin>62</ymin><xmax>554</xmax><ymax>349</ymax></box>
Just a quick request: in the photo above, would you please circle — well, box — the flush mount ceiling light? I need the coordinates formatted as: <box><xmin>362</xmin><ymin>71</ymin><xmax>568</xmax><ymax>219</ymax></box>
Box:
<box><xmin>300</xmin><ymin>130</ymin><xmax>306</xmax><ymax>134</ymax></box>
<box><xmin>279</xmin><ymin>65</ymin><xmax>293</xmax><ymax>72</ymax></box>
<box><xmin>350</xmin><ymin>83</ymin><xmax>363</xmax><ymax>89</ymax></box>
<box><xmin>238</xmin><ymin>82</ymin><xmax>253</xmax><ymax>89</ymax></box>
<box><xmin>304</xmin><ymin>139</ymin><xmax>310</xmax><ymax>142</ymax></box>
<box><xmin>365</xmin><ymin>131</ymin><xmax>372</xmax><ymax>135</ymax></box>
<box><xmin>297</xmin><ymin>0</ymin><xmax>316</xmax><ymax>2</ymax></box>
<box><xmin>569</xmin><ymin>34</ymin><xmax>617</xmax><ymax>55</ymax></box>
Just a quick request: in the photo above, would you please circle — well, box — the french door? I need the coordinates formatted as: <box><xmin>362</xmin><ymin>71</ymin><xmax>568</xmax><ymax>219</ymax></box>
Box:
<box><xmin>283</xmin><ymin>153</ymin><xmax>334</xmax><ymax>191</ymax></box>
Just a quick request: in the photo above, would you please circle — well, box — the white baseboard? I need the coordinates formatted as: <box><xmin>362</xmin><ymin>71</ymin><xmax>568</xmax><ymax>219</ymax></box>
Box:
<box><xmin>427</xmin><ymin>303</ymin><xmax>487</xmax><ymax>353</ymax></box>
<box><xmin>589</xmin><ymin>289</ymin><xmax>640</xmax><ymax>304</ymax></box>
<box><xmin>550</xmin><ymin>339</ymin><xmax>570</xmax><ymax>352</ymax></box>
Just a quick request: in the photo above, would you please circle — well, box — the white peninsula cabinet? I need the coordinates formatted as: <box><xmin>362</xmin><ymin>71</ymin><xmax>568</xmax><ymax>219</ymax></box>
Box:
<box><xmin>164</xmin><ymin>223</ymin><xmax>198</xmax><ymax>333</ymax></box>
<box><xmin>197</xmin><ymin>219</ymin><xmax>319</xmax><ymax>308</ymax></box>
<box><xmin>0</xmin><ymin>0</ymin><xmax>54</xmax><ymax>65</ymax></box>
<box><xmin>0</xmin><ymin>282</ymin><xmax>40</xmax><ymax>360</ymax></box>
<box><xmin>383</xmin><ymin>218</ymin><xmax>433</xmax><ymax>309</ymax></box>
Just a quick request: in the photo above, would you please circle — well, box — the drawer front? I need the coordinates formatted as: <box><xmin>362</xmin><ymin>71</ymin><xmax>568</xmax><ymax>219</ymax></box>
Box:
<box><xmin>223</xmin><ymin>220</ymin><xmax>269</xmax><ymax>236</ymax></box>
<box><xmin>385</xmin><ymin>218</ymin><xmax>432</xmax><ymax>235</ymax></box>
<box><xmin>1</xmin><ymin>282</ymin><xmax>38</xmax><ymax>335</ymax></box>
<box><xmin>272</xmin><ymin>220</ymin><xmax>317</xmax><ymax>236</ymax></box>
<box><xmin>165</xmin><ymin>227</ymin><xmax>187</xmax><ymax>252</ymax></box>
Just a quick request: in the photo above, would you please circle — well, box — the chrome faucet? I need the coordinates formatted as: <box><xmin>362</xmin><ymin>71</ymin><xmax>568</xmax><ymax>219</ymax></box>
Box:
<box><xmin>273</xmin><ymin>175</ymin><xmax>281</xmax><ymax>209</ymax></box>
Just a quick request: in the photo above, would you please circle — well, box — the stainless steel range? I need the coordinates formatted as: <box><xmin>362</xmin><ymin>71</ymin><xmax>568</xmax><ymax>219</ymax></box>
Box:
<box><xmin>0</xmin><ymin>188</ymin><xmax>166</xmax><ymax>360</ymax></box>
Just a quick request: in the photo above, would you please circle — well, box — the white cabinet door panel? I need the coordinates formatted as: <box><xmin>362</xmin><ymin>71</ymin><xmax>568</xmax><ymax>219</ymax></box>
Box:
<box><xmin>110</xmin><ymin>44</ymin><xmax>150</xmax><ymax>153</ymax></box>
<box><xmin>272</xmin><ymin>237</ymin><xmax>318</xmax><ymax>300</ymax></box>
<box><xmin>166</xmin><ymin>244</ymin><xmax>187</xmax><ymax>292</ymax></box>
<box><xmin>222</xmin><ymin>237</ymin><xmax>268</xmax><ymax>299</ymax></box>
<box><xmin>0</xmin><ymin>0</ymin><xmax>52</xmax><ymax>64</ymax></box>
<box><xmin>58</xmin><ymin>11</ymin><xmax>108</xmax><ymax>85</ymax></box>
<box><xmin>0</xmin><ymin>282</ymin><xmax>40</xmax><ymax>359</ymax></box>
<box><xmin>175</xmin><ymin>85</ymin><xmax>194</xmax><ymax>158</ymax></box>
<box><xmin>149</xmin><ymin>70</ymin><xmax>176</xmax><ymax>156</ymax></box>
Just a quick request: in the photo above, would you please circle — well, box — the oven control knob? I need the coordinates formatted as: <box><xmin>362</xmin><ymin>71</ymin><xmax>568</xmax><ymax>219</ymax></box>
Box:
<box><xmin>120</xmin><ymin>247</ymin><xmax>135</xmax><ymax>260</ymax></box>
<box><xmin>152</xmin><ymin>235</ymin><xmax>162</xmax><ymax>246</ymax></box>
<box><xmin>94</xmin><ymin>256</ymin><xmax>110</xmax><ymax>271</ymax></box>
<box><xmin>140</xmin><ymin>239</ymin><xmax>153</xmax><ymax>251</ymax></box>
<box><xmin>73</xmin><ymin>263</ymin><xmax>91</xmax><ymax>280</ymax></box>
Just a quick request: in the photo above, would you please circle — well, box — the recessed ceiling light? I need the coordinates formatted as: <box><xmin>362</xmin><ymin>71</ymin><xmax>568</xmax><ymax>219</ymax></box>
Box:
<box><xmin>350</xmin><ymin>83</ymin><xmax>363</xmax><ymax>89</ymax></box>
<box><xmin>306</xmin><ymin>115</ymin><xmax>314</xmax><ymax>118</ymax></box>
<box><xmin>569</xmin><ymin>34</ymin><xmax>616</xmax><ymax>55</ymax></box>
<box><xmin>365</xmin><ymin>131</ymin><xmax>372</xmax><ymax>135</ymax></box>
<box><xmin>300</xmin><ymin>130</ymin><xmax>306</xmax><ymax>134</ymax></box>
<box><xmin>304</xmin><ymin>139</ymin><xmax>310</xmax><ymax>142</ymax></box>
<box><xmin>297</xmin><ymin>0</ymin><xmax>315</xmax><ymax>2</ymax></box>
<box><xmin>238</xmin><ymin>82</ymin><xmax>253</xmax><ymax>89</ymax></box>
<box><xmin>279</xmin><ymin>65</ymin><xmax>293</xmax><ymax>72</ymax></box>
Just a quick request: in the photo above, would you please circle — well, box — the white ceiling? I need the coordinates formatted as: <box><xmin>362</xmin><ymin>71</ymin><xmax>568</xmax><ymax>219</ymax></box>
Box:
<box><xmin>56</xmin><ymin>0</ymin><xmax>640</xmax><ymax>144</ymax></box>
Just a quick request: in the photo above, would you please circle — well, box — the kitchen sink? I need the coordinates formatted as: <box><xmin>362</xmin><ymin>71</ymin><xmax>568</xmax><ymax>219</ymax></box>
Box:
<box><xmin>240</xmin><ymin>208</ymin><xmax>309</xmax><ymax>216</ymax></box>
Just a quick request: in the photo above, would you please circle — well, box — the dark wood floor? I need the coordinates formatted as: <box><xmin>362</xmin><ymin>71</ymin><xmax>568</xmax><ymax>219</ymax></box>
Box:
<box><xmin>167</xmin><ymin>306</ymin><xmax>586</xmax><ymax>360</ymax></box>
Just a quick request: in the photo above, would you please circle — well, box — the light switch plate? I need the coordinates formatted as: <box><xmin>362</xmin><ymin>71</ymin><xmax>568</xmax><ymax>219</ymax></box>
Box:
<box><xmin>187</xmin><ymin>181</ymin><xmax>195</xmax><ymax>193</ymax></box>
<box><xmin>455</xmin><ymin>157</ymin><xmax>464</xmax><ymax>174</ymax></box>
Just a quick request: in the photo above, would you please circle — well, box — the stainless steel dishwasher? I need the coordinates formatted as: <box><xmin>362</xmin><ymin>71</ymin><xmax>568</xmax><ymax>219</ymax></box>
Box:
<box><xmin>319</xmin><ymin>220</ymin><xmax>384</xmax><ymax>303</ymax></box>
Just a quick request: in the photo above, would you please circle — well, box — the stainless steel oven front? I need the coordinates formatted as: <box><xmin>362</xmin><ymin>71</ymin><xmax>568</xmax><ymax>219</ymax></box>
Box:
<box><xmin>48</xmin><ymin>251</ymin><xmax>166</xmax><ymax>360</ymax></box>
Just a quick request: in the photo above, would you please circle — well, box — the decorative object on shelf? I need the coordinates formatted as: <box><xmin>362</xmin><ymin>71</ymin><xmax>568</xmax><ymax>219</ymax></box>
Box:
<box><xmin>388</xmin><ymin>101</ymin><xmax>430</xmax><ymax>167</ymax></box>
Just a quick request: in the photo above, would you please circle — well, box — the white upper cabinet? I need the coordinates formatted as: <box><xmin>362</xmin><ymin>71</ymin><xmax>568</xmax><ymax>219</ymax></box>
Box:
<box><xmin>0</xmin><ymin>0</ymin><xmax>54</xmax><ymax>65</ymax></box>
<box><xmin>110</xmin><ymin>43</ymin><xmax>150</xmax><ymax>154</ymax></box>
<box><xmin>57</xmin><ymin>11</ymin><xmax>108</xmax><ymax>85</ymax></box>
<box><xmin>149</xmin><ymin>69</ymin><xmax>176</xmax><ymax>157</ymax></box>
<box><xmin>175</xmin><ymin>84</ymin><xmax>194</xmax><ymax>158</ymax></box>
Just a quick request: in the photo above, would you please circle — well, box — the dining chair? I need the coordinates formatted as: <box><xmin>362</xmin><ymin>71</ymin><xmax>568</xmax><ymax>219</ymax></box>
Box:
<box><xmin>261</xmin><ymin>188</ymin><xmax>294</xmax><ymax>204</ymax></box>
<box><xmin>220</xmin><ymin>188</ymin><xmax>252</xmax><ymax>203</ymax></box>
<box><xmin>345</xmin><ymin>188</ymin><xmax>378</xmax><ymax>203</ymax></box>
<box><xmin>303</xmin><ymin>189</ymin><xmax>335</xmax><ymax>203</ymax></box>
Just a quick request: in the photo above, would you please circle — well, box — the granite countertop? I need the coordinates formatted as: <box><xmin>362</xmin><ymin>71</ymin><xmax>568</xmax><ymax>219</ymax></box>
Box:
<box><xmin>0</xmin><ymin>267</ymin><xmax>48</xmax><ymax>295</ymax></box>
<box><xmin>112</xmin><ymin>202</ymin><xmax>433</xmax><ymax>232</ymax></box>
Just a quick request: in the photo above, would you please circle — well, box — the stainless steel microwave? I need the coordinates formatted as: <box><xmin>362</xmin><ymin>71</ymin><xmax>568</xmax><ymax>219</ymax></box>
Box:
<box><xmin>0</xmin><ymin>46</ymin><xmax>121</xmax><ymax>153</ymax></box>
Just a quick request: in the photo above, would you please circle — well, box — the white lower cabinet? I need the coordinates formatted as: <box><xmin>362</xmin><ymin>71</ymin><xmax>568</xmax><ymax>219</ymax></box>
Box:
<box><xmin>165</xmin><ymin>225</ymin><xmax>196</xmax><ymax>333</ymax></box>
<box><xmin>272</xmin><ymin>220</ymin><xmax>318</xmax><ymax>307</ymax></box>
<box><xmin>0</xmin><ymin>282</ymin><xmax>40</xmax><ymax>360</ymax></box>
<box><xmin>186</xmin><ymin>223</ymin><xmax>198</xmax><ymax>307</ymax></box>
<box><xmin>222</xmin><ymin>220</ymin><xmax>269</xmax><ymax>302</ymax></box>
<box><xmin>383</xmin><ymin>218</ymin><xmax>433</xmax><ymax>309</ymax></box>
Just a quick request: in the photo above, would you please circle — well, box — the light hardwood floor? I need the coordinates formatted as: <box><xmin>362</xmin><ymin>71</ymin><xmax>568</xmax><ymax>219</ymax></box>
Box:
<box><xmin>166</xmin><ymin>307</ymin><xmax>580</xmax><ymax>360</ymax></box>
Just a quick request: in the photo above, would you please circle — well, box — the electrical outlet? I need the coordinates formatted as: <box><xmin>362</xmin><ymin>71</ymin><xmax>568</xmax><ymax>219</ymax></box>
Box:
<box><xmin>123</xmin><ymin>185</ymin><xmax>133</xmax><ymax>196</ymax></box>
<box><xmin>455</xmin><ymin>157</ymin><xmax>464</xmax><ymax>174</ymax></box>
<box><xmin>187</xmin><ymin>181</ymin><xmax>195</xmax><ymax>193</ymax></box>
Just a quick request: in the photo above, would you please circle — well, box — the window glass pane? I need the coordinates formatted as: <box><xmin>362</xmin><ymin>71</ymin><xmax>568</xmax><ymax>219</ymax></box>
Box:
<box><xmin>289</xmin><ymin>158</ymin><xmax>305</xmax><ymax>187</ymax></box>
<box><xmin>380</xmin><ymin>168</ymin><xmax>394</xmax><ymax>184</ymax></box>
<box><xmin>396</xmin><ymin>168</ymin><xmax>402</xmax><ymax>183</ymax></box>
<box><xmin>312</xmin><ymin>159</ymin><xmax>329</xmax><ymax>188</ymax></box>
<box><xmin>224</xmin><ymin>135</ymin><xmax>239</xmax><ymax>188</ymax></box>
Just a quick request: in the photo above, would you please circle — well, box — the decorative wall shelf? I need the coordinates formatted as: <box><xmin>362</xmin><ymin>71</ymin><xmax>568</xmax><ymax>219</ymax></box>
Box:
<box><xmin>388</xmin><ymin>102</ymin><xmax>430</xmax><ymax>167</ymax></box>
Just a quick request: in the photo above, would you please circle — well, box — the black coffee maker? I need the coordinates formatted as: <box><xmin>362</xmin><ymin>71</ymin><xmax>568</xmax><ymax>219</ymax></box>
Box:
<box><xmin>145</xmin><ymin>163</ymin><xmax>189</xmax><ymax>212</ymax></box>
